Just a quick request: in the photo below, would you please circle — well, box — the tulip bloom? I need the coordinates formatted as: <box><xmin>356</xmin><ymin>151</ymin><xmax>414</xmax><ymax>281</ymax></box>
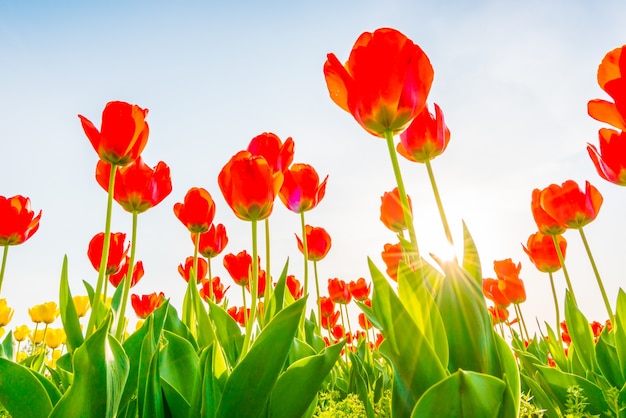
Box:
<box><xmin>223</xmin><ymin>250</ymin><xmax>254</xmax><ymax>286</ymax></box>
<box><xmin>45</xmin><ymin>328</ymin><xmax>66</xmax><ymax>349</ymax></box>
<box><xmin>246</xmin><ymin>269</ymin><xmax>268</xmax><ymax>298</ymax></box>
<box><xmin>324</xmin><ymin>27</ymin><xmax>434</xmax><ymax>137</ymax></box>
<box><xmin>200</xmin><ymin>277</ymin><xmax>229</xmax><ymax>304</ymax></box>
<box><xmin>279</xmin><ymin>163</ymin><xmax>328</xmax><ymax>213</ymax></box>
<box><xmin>0</xmin><ymin>195</ymin><xmax>42</xmax><ymax>246</ymax></box>
<box><xmin>95</xmin><ymin>157</ymin><xmax>172</xmax><ymax>213</ymax></box>
<box><xmin>286</xmin><ymin>275</ymin><xmax>303</xmax><ymax>299</ymax></box>
<box><xmin>72</xmin><ymin>296</ymin><xmax>90</xmax><ymax>318</ymax></box>
<box><xmin>539</xmin><ymin>180</ymin><xmax>603</xmax><ymax>229</ymax></box>
<box><xmin>328</xmin><ymin>278</ymin><xmax>351</xmax><ymax>304</ymax></box>
<box><xmin>381</xmin><ymin>242</ymin><xmax>407</xmax><ymax>281</ymax></box>
<box><xmin>218</xmin><ymin>151</ymin><xmax>283</xmax><ymax>221</ymax></box>
<box><xmin>0</xmin><ymin>299</ymin><xmax>13</xmax><ymax>327</ymax></box>
<box><xmin>193</xmin><ymin>223</ymin><xmax>228</xmax><ymax>259</ymax></box>
<box><xmin>109</xmin><ymin>258</ymin><xmax>144</xmax><ymax>288</ymax></box>
<box><xmin>397</xmin><ymin>103</ymin><xmax>450</xmax><ymax>162</ymax></box>
<box><xmin>587</xmin><ymin>45</ymin><xmax>626</xmax><ymax>131</ymax></box>
<box><xmin>482</xmin><ymin>278</ymin><xmax>511</xmax><ymax>308</ymax></box>
<box><xmin>379</xmin><ymin>188</ymin><xmax>412</xmax><ymax>232</ymax></box>
<box><xmin>227</xmin><ymin>306</ymin><xmax>247</xmax><ymax>327</ymax></box>
<box><xmin>348</xmin><ymin>278</ymin><xmax>371</xmax><ymax>301</ymax></box>
<box><xmin>358</xmin><ymin>313</ymin><xmax>372</xmax><ymax>330</ymax></box>
<box><xmin>296</xmin><ymin>226</ymin><xmax>332</xmax><ymax>261</ymax></box>
<box><xmin>14</xmin><ymin>324</ymin><xmax>30</xmax><ymax>342</ymax></box>
<box><xmin>87</xmin><ymin>232</ymin><xmax>128</xmax><ymax>275</ymax></box>
<box><xmin>523</xmin><ymin>232</ymin><xmax>567</xmax><ymax>273</ymax></box>
<box><xmin>492</xmin><ymin>259</ymin><xmax>526</xmax><ymax>305</ymax></box>
<box><xmin>79</xmin><ymin>101</ymin><xmax>150</xmax><ymax>166</ymax></box>
<box><xmin>531</xmin><ymin>188</ymin><xmax>565</xmax><ymax>235</ymax></box>
<box><xmin>173</xmin><ymin>187</ymin><xmax>216</xmax><ymax>234</ymax></box>
<box><xmin>28</xmin><ymin>301</ymin><xmax>58</xmax><ymax>325</ymax></box>
<box><xmin>178</xmin><ymin>256</ymin><xmax>208</xmax><ymax>284</ymax></box>
<box><xmin>131</xmin><ymin>292</ymin><xmax>165</xmax><ymax>319</ymax></box>
<box><xmin>587</xmin><ymin>128</ymin><xmax>626</xmax><ymax>186</ymax></box>
<box><xmin>247</xmin><ymin>132</ymin><xmax>295</xmax><ymax>173</ymax></box>
<box><xmin>488</xmin><ymin>306</ymin><xmax>509</xmax><ymax>325</ymax></box>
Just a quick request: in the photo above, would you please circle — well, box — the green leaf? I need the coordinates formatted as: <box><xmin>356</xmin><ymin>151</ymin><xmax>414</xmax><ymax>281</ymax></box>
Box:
<box><xmin>269</xmin><ymin>342</ymin><xmax>344</xmax><ymax>418</ymax></box>
<box><xmin>59</xmin><ymin>256</ymin><xmax>85</xmax><ymax>353</ymax></box>
<box><xmin>519</xmin><ymin>373</ymin><xmax>559</xmax><ymax>418</ymax></box>
<box><xmin>143</xmin><ymin>346</ymin><xmax>164</xmax><ymax>418</ymax></box>
<box><xmin>595</xmin><ymin>330</ymin><xmax>624</xmax><ymax>388</ymax></box>
<box><xmin>1</xmin><ymin>331</ymin><xmax>13</xmax><ymax>360</ymax></box>
<box><xmin>544</xmin><ymin>322</ymin><xmax>568</xmax><ymax>371</ymax></box>
<box><xmin>50</xmin><ymin>315</ymin><xmax>129</xmax><ymax>418</ymax></box>
<box><xmin>614</xmin><ymin>289</ymin><xmax>626</xmax><ymax>379</ymax></box>
<box><xmin>119</xmin><ymin>314</ymin><xmax>152</xmax><ymax>411</ymax></box>
<box><xmin>208</xmin><ymin>300</ymin><xmax>243</xmax><ymax>367</ymax></box>
<box><xmin>191</xmin><ymin>276</ymin><xmax>217</xmax><ymax>349</ymax></box>
<box><xmin>0</xmin><ymin>358</ymin><xmax>57</xmax><ymax>418</ymax></box>
<box><xmin>163</xmin><ymin>303</ymin><xmax>197</xmax><ymax>351</ymax></box>
<box><xmin>263</xmin><ymin>258</ymin><xmax>289</xmax><ymax>324</ymax></box>
<box><xmin>189</xmin><ymin>345</ymin><xmax>224</xmax><ymax>418</ymax></box>
<box><xmin>216</xmin><ymin>297</ymin><xmax>306</xmax><ymax>418</ymax></box>
<box><xmin>461</xmin><ymin>220</ymin><xmax>482</xmax><ymax>286</ymax></box>
<box><xmin>493</xmin><ymin>332</ymin><xmax>520</xmax><ymax>417</ymax></box>
<box><xmin>159</xmin><ymin>330</ymin><xmax>199</xmax><ymax>418</ymax></box>
<box><xmin>564</xmin><ymin>290</ymin><xmax>598</xmax><ymax>373</ymax></box>
<box><xmin>411</xmin><ymin>370</ymin><xmax>505</xmax><ymax>417</ymax></box>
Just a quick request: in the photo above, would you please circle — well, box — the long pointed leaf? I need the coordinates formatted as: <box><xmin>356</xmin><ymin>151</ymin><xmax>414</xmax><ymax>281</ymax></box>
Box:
<box><xmin>0</xmin><ymin>358</ymin><xmax>56</xmax><ymax>418</ymax></box>
<box><xmin>59</xmin><ymin>256</ymin><xmax>84</xmax><ymax>352</ymax></box>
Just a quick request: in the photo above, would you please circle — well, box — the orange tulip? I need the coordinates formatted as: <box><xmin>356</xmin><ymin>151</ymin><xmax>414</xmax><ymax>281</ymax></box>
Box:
<box><xmin>200</xmin><ymin>277</ymin><xmax>229</xmax><ymax>304</ymax></box>
<box><xmin>173</xmin><ymin>187</ymin><xmax>216</xmax><ymax>233</ymax></box>
<box><xmin>482</xmin><ymin>278</ymin><xmax>511</xmax><ymax>308</ymax></box>
<box><xmin>588</xmin><ymin>128</ymin><xmax>626</xmax><ymax>186</ymax></box>
<box><xmin>131</xmin><ymin>292</ymin><xmax>164</xmax><ymax>319</ymax></box>
<box><xmin>324</xmin><ymin>27</ymin><xmax>434</xmax><ymax>136</ymax></box>
<box><xmin>539</xmin><ymin>180</ymin><xmax>603</xmax><ymax>229</ymax></box>
<box><xmin>522</xmin><ymin>232</ymin><xmax>566</xmax><ymax>273</ymax></box>
<box><xmin>381</xmin><ymin>242</ymin><xmax>411</xmax><ymax>281</ymax></box>
<box><xmin>328</xmin><ymin>278</ymin><xmax>351</xmax><ymax>304</ymax></box>
<box><xmin>531</xmin><ymin>188</ymin><xmax>565</xmax><ymax>235</ymax></box>
<box><xmin>227</xmin><ymin>306</ymin><xmax>247</xmax><ymax>327</ymax></box>
<box><xmin>286</xmin><ymin>275</ymin><xmax>303</xmax><ymax>299</ymax></box>
<box><xmin>488</xmin><ymin>306</ymin><xmax>509</xmax><ymax>325</ymax></box>
<box><xmin>379</xmin><ymin>188</ymin><xmax>412</xmax><ymax>232</ymax></box>
<box><xmin>247</xmin><ymin>132</ymin><xmax>295</xmax><ymax>173</ymax></box>
<box><xmin>178</xmin><ymin>256</ymin><xmax>208</xmax><ymax>284</ymax></box>
<box><xmin>348</xmin><ymin>278</ymin><xmax>371</xmax><ymax>301</ymax></box>
<box><xmin>95</xmin><ymin>157</ymin><xmax>172</xmax><ymax>213</ymax></box>
<box><xmin>0</xmin><ymin>195</ymin><xmax>42</xmax><ymax>246</ymax></box>
<box><xmin>109</xmin><ymin>257</ymin><xmax>144</xmax><ymax>288</ymax></box>
<box><xmin>279</xmin><ymin>163</ymin><xmax>328</xmax><ymax>213</ymax></box>
<box><xmin>588</xmin><ymin>45</ymin><xmax>626</xmax><ymax>131</ymax></box>
<box><xmin>87</xmin><ymin>232</ymin><xmax>128</xmax><ymax>275</ymax></box>
<box><xmin>223</xmin><ymin>250</ymin><xmax>254</xmax><ymax>286</ymax></box>
<box><xmin>193</xmin><ymin>223</ymin><xmax>228</xmax><ymax>259</ymax></box>
<box><xmin>397</xmin><ymin>103</ymin><xmax>450</xmax><ymax>162</ymax></box>
<box><xmin>295</xmin><ymin>225</ymin><xmax>332</xmax><ymax>261</ymax></box>
<box><xmin>79</xmin><ymin>101</ymin><xmax>149</xmax><ymax>166</ymax></box>
<box><xmin>493</xmin><ymin>259</ymin><xmax>526</xmax><ymax>305</ymax></box>
<box><xmin>218</xmin><ymin>151</ymin><xmax>283</xmax><ymax>221</ymax></box>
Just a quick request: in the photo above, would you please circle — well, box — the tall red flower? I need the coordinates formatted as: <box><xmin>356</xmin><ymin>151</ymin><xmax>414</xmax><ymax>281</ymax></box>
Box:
<box><xmin>178</xmin><ymin>256</ymin><xmax>208</xmax><ymax>284</ymax></box>
<box><xmin>279</xmin><ymin>163</ymin><xmax>328</xmax><ymax>213</ymax></box>
<box><xmin>0</xmin><ymin>195</ymin><xmax>42</xmax><ymax>246</ymax></box>
<box><xmin>379</xmin><ymin>188</ymin><xmax>412</xmax><ymax>232</ymax></box>
<box><xmin>87</xmin><ymin>232</ymin><xmax>128</xmax><ymax>275</ymax></box>
<box><xmin>218</xmin><ymin>151</ymin><xmax>283</xmax><ymax>221</ymax></box>
<box><xmin>223</xmin><ymin>250</ymin><xmax>253</xmax><ymax>286</ymax></box>
<box><xmin>324</xmin><ymin>27</ymin><xmax>434</xmax><ymax>137</ymax></box>
<box><xmin>131</xmin><ymin>292</ymin><xmax>164</xmax><ymax>319</ymax></box>
<box><xmin>531</xmin><ymin>188</ymin><xmax>565</xmax><ymax>235</ymax></box>
<box><xmin>200</xmin><ymin>277</ymin><xmax>229</xmax><ymax>304</ymax></box>
<box><xmin>193</xmin><ymin>223</ymin><xmax>228</xmax><ymax>259</ymax></box>
<box><xmin>588</xmin><ymin>45</ymin><xmax>626</xmax><ymax>131</ymax></box>
<box><xmin>246</xmin><ymin>269</ymin><xmax>267</xmax><ymax>298</ymax></box>
<box><xmin>493</xmin><ymin>259</ymin><xmax>526</xmax><ymax>305</ymax></box>
<box><xmin>296</xmin><ymin>225</ymin><xmax>332</xmax><ymax>261</ymax></box>
<box><xmin>328</xmin><ymin>278</ymin><xmax>351</xmax><ymax>304</ymax></box>
<box><xmin>173</xmin><ymin>187</ymin><xmax>216</xmax><ymax>233</ymax></box>
<box><xmin>397</xmin><ymin>103</ymin><xmax>450</xmax><ymax>162</ymax></box>
<box><xmin>247</xmin><ymin>132</ymin><xmax>295</xmax><ymax>173</ymax></box>
<box><xmin>381</xmin><ymin>242</ymin><xmax>411</xmax><ymax>281</ymax></box>
<box><xmin>539</xmin><ymin>180</ymin><xmax>603</xmax><ymax>229</ymax></box>
<box><xmin>348</xmin><ymin>278</ymin><xmax>371</xmax><ymax>301</ymax></box>
<box><xmin>522</xmin><ymin>232</ymin><xmax>567</xmax><ymax>273</ymax></box>
<box><xmin>286</xmin><ymin>275</ymin><xmax>303</xmax><ymax>299</ymax></box>
<box><xmin>109</xmin><ymin>257</ymin><xmax>144</xmax><ymax>288</ymax></box>
<box><xmin>95</xmin><ymin>157</ymin><xmax>172</xmax><ymax>213</ymax></box>
<box><xmin>79</xmin><ymin>101</ymin><xmax>149</xmax><ymax>166</ymax></box>
<box><xmin>482</xmin><ymin>278</ymin><xmax>511</xmax><ymax>308</ymax></box>
<box><xmin>587</xmin><ymin>128</ymin><xmax>626</xmax><ymax>186</ymax></box>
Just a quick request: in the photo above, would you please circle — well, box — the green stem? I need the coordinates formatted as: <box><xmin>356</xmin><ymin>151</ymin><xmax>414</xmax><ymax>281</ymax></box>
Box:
<box><xmin>515</xmin><ymin>303</ymin><xmax>530</xmax><ymax>342</ymax></box>
<box><xmin>579</xmin><ymin>227</ymin><xmax>614</xmax><ymax>324</ymax></box>
<box><xmin>241</xmin><ymin>219</ymin><xmax>258</xmax><ymax>357</ymax></box>
<box><xmin>424</xmin><ymin>159</ymin><xmax>454</xmax><ymax>248</ymax></box>
<box><xmin>551</xmin><ymin>234</ymin><xmax>576</xmax><ymax>306</ymax></box>
<box><xmin>300</xmin><ymin>212</ymin><xmax>309</xmax><ymax>295</ymax></box>
<box><xmin>548</xmin><ymin>272</ymin><xmax>562</xmax><ymax>346</ymax></box>
<box><xmin>343</xmin><ymin>303</ymin><xmax>352</xmax><ymax>337</ymax></box>
<box><xmin>314</xmin><ymin>260</ymin><xmax>322</xmax><ymax>333</ymax></box>
<box><xmin>115</xmin><ymin>211</ymin><xmax>138</xmax><ymax>340</ymax></box>
<box><xmin>264</xmin><ymin>218</ymin><xmax>271</xmax><ymax>302</ymax></box>
<box><xmin>86</xmin><ymin>162</ymin><xmax>117</xmax><ymax>338</ymax></box>
<box><xmin>0</xmin><ymin>245</ymin><xmax>8</xmax><ymax>295</ymax></box>
<box><xmin>207</xmin><ymin>256</ymin><xmax>213</xmax><ymax>301</ymax></box>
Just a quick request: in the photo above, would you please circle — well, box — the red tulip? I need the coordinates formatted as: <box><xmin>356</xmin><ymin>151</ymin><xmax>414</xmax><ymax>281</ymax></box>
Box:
<box><xmin>358</xmin><ymin>313</ymin><xmax>372</xmax><ymax>330</ymax></box>
<box><xmin>381</xmin><ymin>242</ymin><xmax>407</xmax><ymax>281</ymax></box>
<box><xmin>227</xmin><ymin>306</ymin><xmax>247</xmax><ymax>327</ymax></box>
<box><xmin>397</xmin><ymin>103</ymin><xmax>450</xmax><ymax>162</ymax></box>
<box><xmin>328</xmin><ymin>278</ymin><xmax>351</xmax><ymax>304</ymax></box>
<box><xmin>588</xmin><ymin>45</ymin><xmax>626</xmax><ymax>131</ymax></box>
<box><xmin>295</xmin><ymin>225</ymin><xmax>332</xmax><ymax>261</ymax></box>
<box><xmin>0</xmin><ymin>195</ymin><xmax>42</xmax><ymax>246</ymax></box>
<box><xmin>488</xmin><ymin>306</ymin><xmax>509</xmax><ymax>325</ymax></box>
<box><xmin>348</xmin><ymin>278</ymin><xmax>371</xmax><ymax>301</ymax></box>
<box><xmin>87</xmin><ymin>232</ymin><xmax>128</xmax><ymax>275</ymax></box>
<box><xmin>131</xmin><ymin>292</ymin><xmax>164</xmax><ymax>319</ymax></box>
<box><xmin>79</xmin><ymin>101</ymin><xmax>149</xmax><ymax>165</ymax></box>
<box><xmin>482</xmin><ymin>278</ymin><xmax>510</xmax><ymax>308</ymax></box>
<box><xmin>218</xmin><ymin>151</ymin><xmax>283</xmax><ymax>221</ymax></box>
<box><xmin>319</xmin><ymin>296</ymin><xmax>336</xmax><ymax>318</ymax></box>
<box><xmin>200</xmin><ymin>277</ymin><xmax>229</xmax><ymax>304</ymax></box>
<box><xmin>331</xmin><ymin>324</ymin><xmax>346</xmax><ymax>340</ymax></box>
<box><xmin>587</xmin><ymin>128</ymin><xmax>626</xmax><ymax>186</ymax></box>
<box><xmin>493</xmin><ymin>259</ymin><xmax>526</xmax><ymax>305</ymax></box>
<box><xmin>109</xmin><ymin>257</ymin><xmax>144</xmax><ymax>288</ymax></box>
<box><xmin>324</xmin><ymin>27</ymin><xmax>434</xmax><ymax>136</ymax></box>
<box><xmin>246</xmin><ymin>269</ymin><xmax>268</xmax><ymax>298</ymax></box>
<box><xmin>279</xmin><ymin>163</ymin><xmax>328</xmax><ymax>213</ymax></box>
<box><xmin>531</xmin><ymin>188</ymin><xmax>565</xmax><ymax>235</ymax></box>
<box><xmin>247</xmin><ymin>132</ymin><xmax>295</xmax><ymax>173</ymax></box>
<box><xmin>286</xmin><ymin>275</ymin><xmax>303</xmax><ymax>299</ymax></box>
<box><xmin>539</xmin><ymin>180</ymin><xmax>603</xmax><ymax>229</ymax></box>
<box><xmin>95</xmin><ymin>157</ymin><xmax>172</xmax><ymax>213</ymax></box>
<box><xmin>178</xmin><ymin>256</ymin><xmax>208</xmax><ymax>284</ymax></box>
<box><xmin>193</xmin><ymin>223</ymin><xmax>228</xmax><ymax>259</ymax></box>
<box><xmin>321</xmin><ymin>310</ymin><xmax>340</xmax><ymax>330</ymax></box>
<box><xmin>223</xmin><ymin>250</ymin><xmax>253</xmax><ymax>286</ymax></box>
<box><xmin>173</xmin><ymin>187</ymin><xmax>216</xmax><ymax>233</ymax></box>
<box><xmin>522</xmin><ymin>232</ymin><xmax>566</xmax><ymax>273</ymax></box>
<box><xmin>379</xmin><ymin>188</ymin><xmax>412</xmax><ymax>232</ymax></box>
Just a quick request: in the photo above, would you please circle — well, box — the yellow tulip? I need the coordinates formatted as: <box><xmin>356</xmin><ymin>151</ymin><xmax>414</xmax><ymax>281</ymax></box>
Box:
<box><xmin>28</xmin><ymin>301</ymin><xmax>58</xmax><ymax>325</ymax></box>
<box><xmin>30</xmin><ymin>329</ymin><xmax>45</xmax><ymax>344</ymax></box>
<box><xmin>13</xmin><ymin>324</ymin><xmax>30</xmax><ymax>342</ymax></box>
<box><xmin>0</xmin><ymin>327</ymin><xmax>4</xmax><ymax>339</ymax></box>
<box><xmin>72</xmin><ymin>296</ymin><xmax>90</xmax><ymax>318</ymax></box>
<box><xmin>46</xmin><ymin>349</ymin><xmax>63</xmax><ymax>368</ymax></box>
<box><xmin>45</xmin><ymin>328</ymin><xmax>66</xmax><ymax>349</ymax></box>
<box><xmin>16</xmin><ymin>351</ymin><xmax>28</xmax><ymax>362</ymax></box>
<box><xmin>0</xmin><ymin>299</ymin><xmax>14</xmax><ymax>327</ymax></box>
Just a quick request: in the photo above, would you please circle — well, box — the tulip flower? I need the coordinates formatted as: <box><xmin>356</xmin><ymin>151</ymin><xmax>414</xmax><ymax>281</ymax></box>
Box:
<box><xmin>588</xmin><ymin>45</ymin><xmax>626</xmax><ymax>131</ymax></box>
<box><xmin>45</xmin><ymin>328</ymin><xmax>66</xmax><ymax>349</ymax></box>
<box><xmin>227</xmin><ymin>306</ymin><xmax>247</xmax><ymax>327</ymax></box>
<box><xmin>109</xmin><ymin>258</ymin><xmax>144</xmax><ymax>288</ymax></box>
<box><xmin>28</xmin><ymin>302</ymin><xmax>58</xmax><ymax>325</ymax></box>
<box><xmin>381</xmin><ymin>242</ymin><xmax>409</xmax><ymax>281</ymax></box>
<box><xmin>348</xmin><ymin>278</ymin><xmax>371</xmax><ymax>302</ymax></box>
<box><xmin>482</xmin><ymin>278</ymin><xmax>511</xmax><ymax>308</ymax></box>
<box><xmin>328</xmin><ymin>278</ymin><xmax>351</xmax><ymax>304</ymax></box>
<box><xmin>173</xmin><ymin>187</ymin><xmax>216</xmax><ymax>234</ymax></box>
<box><xmin>279</xmin><ymin>163</ymin><xmax>328</xmax><ymax>213</ymax></box>
<box><xmin>587</xmin><ymin>128</ymin><xmax>626</xmax><ymax>186</ymax></box>
<box><xmin>72</xmin><ymin>296</ymin><xmax>90</xmax><ymax>318</ymax></box>
<box><xmin>523</xmin><ymin>232</ymin><xmax>567</xmax><ymax>273</ymax></box>
<box><xmin>397</xmin><ymin>103</ymin><xmax>450</xmax><ymax>163</ymax></box>
<box><xmin>178</xmin><ymin>256</ymin><xmax>208</xmax><ymax>284</ymax></box>
<box><xmin>0</xmin><ymin>195</ymin><xmax>42</xmax><ymax>246</ymax></box>
<box><xmin>87</xmin><ymin>232</ymin><xmax>128</xmax><ymax>275</ymax></box>
<box><xmin>95</xmin><ymin>157</ymin><xmax>172</xmax><ymax>213</ymax></box>
<box><xmin>200</xmin><ymin>277</ymin><xmax>229</xmax><ymax>304</ymax></box>
<box><xmin>78</xmin><ymin>101</ymin><xmax>149</xmax><ymax>166</ymax></box>
<box><xmin>247</xmin><ymin>132</ymin><xmax>295</xmax><ymax>173</ymax></box>
<box><xmin>488</xmin><ymin>306</ymin><xmax>509</xmax><ymax>325</ymax></box>
<box><xmin>218</xmin><ymin>150</ymin><xmax>282</xmax><ymax>222</ymax></box>
<box><xmin>223</xmin><ymin>250</ymin><xmax>254</xmax><ymax>286</ymax></box>
<box><xmin>321</xmin><ymin>310</ymin><xmax>341</xmax><ymax>330</ymax></box>
<box><xmin>324</xmin><ymin>27</ymin><xmax>434</xmax><ymax>137</ymax></box>
<box><xmin>0</xmin><ymin>299</ymin><xmax>13</xmax><ymax>327</ymax></box>
<box><xmin>193</xmin><ymin>224</ymin><xmax>228</xmax><ymax>259</ymax></box>
<box><xmin>131</xmin><ymin>292</ymin><xmax>165</xmax><ymax>319</ymax></box>
<box><xmin>379</xmin><ymin>188</ymin><xmax>412</xmax><ymax>233</ymax></box>
<box><xmin>286</xmin><ymin>275</ymin><xmax>303</xmax><ymax>299</ymax></box>
<box><xmin>295</xmin><ymin>226</ymin><xmax>332</xmax><ymax>262</ymax></box>
<box><xmin>319</xmin><ymin>296</ymin><xmax>335</xmax><ymax>319</ymax></box>
<box><xmin>531</xmin><ymin>188</ymin><xmax>566</xmax><ymax>235</ymax></box>
<box><xmin>358</xmin><ymin>313</ymin><xmax>372</xmax><ymax>330</ymax></box>
<box><xmin>14</xmin><ymin>325</ymin><xmax>29</xmax><ymax>342</ymax></box>
<box><xmin>246</xmin><ymin>269</ymin><xmax>267</xmax><ymax>298</ymax></box>
<box><xmin>539</xmin><ymin>180</ymin><xmax>603</xmax><ymax>229</ymax></box>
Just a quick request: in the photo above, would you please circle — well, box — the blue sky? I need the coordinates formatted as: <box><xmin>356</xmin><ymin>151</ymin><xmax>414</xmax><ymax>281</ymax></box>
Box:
<box><xmin>1</xmin><ymin>0</ymin><xmax>626</xmax><ymax>333</ymax></box>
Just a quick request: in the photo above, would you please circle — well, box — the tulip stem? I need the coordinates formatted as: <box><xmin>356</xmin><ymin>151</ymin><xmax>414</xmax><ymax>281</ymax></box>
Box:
<box><xmin>300</xmin><ymin>212</ymin><xmax>309</xmax><ymax>296</ymax></box>
<box><xmin>0</xmin><ymin>245</ymin><xmax>9</xmax><ymax>295</ymax></box>
<box><xmin>115</xmin><ymin>211</ymin><xmax>138</xmax><ymax>341</ymax></box>
<box><xmin>552</xmin><ymin>234</ymin><xmax>576</xmax><ymax>306</ymax></box>
<box><xmin>314</xmin><ymin>260</ymin><xmax>322</xmax><ymax>333</ymax></box>
<box><xmin>514</xmin><ymin>303</ymin><xmax>530</xmax><ymax>342</ymax></box>
<box><xmin>242</xmin><ymin>219</ymin><xmax>259</xmax><ymax>357</ymax></box>
<box><xmin>87</xmin><ymin>162</ymin><xmax>117</xmax><ymax>338</ymax></box>
<box><xmin>383</xmin><ymin>130</ymin><xmax>421</xmax><ymax>266</ymax></box>
<box><xmin>264</xmin><ymin>218</ymin><xmax>271</xmax><ymax>303</ymax></box>
<box><xmin>548</xmin><ymin>272</ymin><xmax>562</xmax><ymax>346</ymax></box>
<box><xmin>579</xmin><ymin>227</ymin><xmax>614</xmax><ymax>324</ymax></box>
<box><xmin>424</xmin><ymin>159</ymin><xmax>455</xmax><ymax>249</ymax></box>
<box><xmin>207</xmin><ymin>256</ymin><xmax>213</xmax><ymax>301</ymax></box>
